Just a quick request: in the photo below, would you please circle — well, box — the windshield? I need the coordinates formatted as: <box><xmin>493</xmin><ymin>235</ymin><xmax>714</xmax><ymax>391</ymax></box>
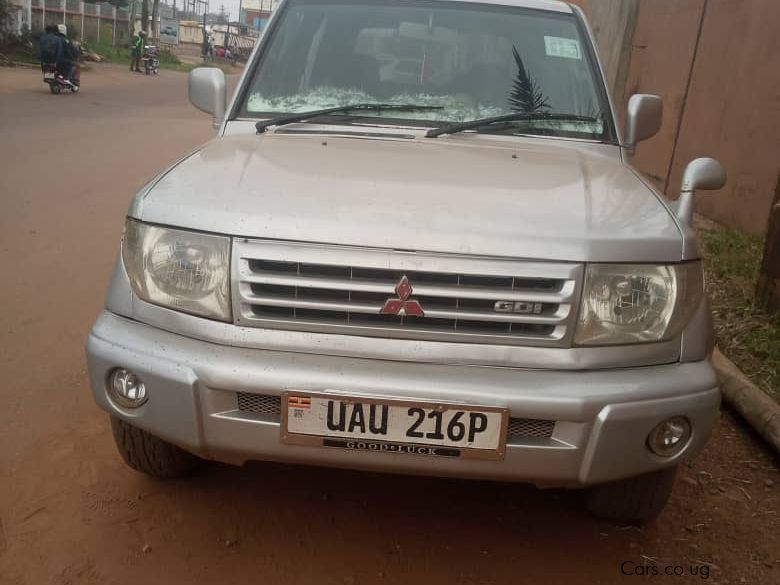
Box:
<box><xmin>238</xmin><ymin>0</ymin><xmax>614</xmax><ymax>141</ymax></box>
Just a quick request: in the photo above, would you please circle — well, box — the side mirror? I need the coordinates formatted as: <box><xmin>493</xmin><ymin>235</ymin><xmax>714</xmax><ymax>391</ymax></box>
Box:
<box><xmin>624</xmin><ymin>94</ymin><xmax>663</xmax><ymax>153</ymax></box>
<box><xmin>676</xmin><ymin>158</ymin><xmax>727</xmax><ymax>225</ymax></box>
<box><xmin>189</xmin><ymin>67</ymin><xmax>226</xmax><ymax>129</ymax></box>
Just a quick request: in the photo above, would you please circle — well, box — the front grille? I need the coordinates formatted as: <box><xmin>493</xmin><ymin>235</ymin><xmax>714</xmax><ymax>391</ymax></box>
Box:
<box><xmin>233</xmin><ymin>241</ymin><xmax>580</xmax><ymax>346</ymax></box>
<box><xmin>236</xmin><ymin>393</ymin><xmax>555</xmax><ymax>440</ymax></box>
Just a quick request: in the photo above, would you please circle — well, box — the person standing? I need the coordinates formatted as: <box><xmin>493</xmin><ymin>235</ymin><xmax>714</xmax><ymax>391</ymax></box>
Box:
<box><xmin>130</xmin><ymin>31</ymin><xmax>146</xmax><ymax>72</ymax></box>
<box><xmin>201</xmin><ymin>28</ymin><xmax>209</xmax><ymax>59</ymax></box>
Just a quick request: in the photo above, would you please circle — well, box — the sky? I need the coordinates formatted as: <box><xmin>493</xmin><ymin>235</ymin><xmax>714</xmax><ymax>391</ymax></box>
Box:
<box><xmin>170</xmin><ymin>0</ymin><xmax>279</xmax><ymax>23</ymax></box>
<box><xmin>193</xmin><ymin>0</ymin><xmax>264</xmax><ymax>21</ymax></box>
<box><xmin>224</xmin><ymin>0</ymin><xmax>279</xmax><ymax>19</ymax></box>
<box><xmin>167</xmin><ymin>0</ymin><xmax>248</xmax><ymax>21</ymax></box>
<box><xmin>216</xmin><ymin>0</ymin><xmax>242</xmax><ymax>20</ymax></box>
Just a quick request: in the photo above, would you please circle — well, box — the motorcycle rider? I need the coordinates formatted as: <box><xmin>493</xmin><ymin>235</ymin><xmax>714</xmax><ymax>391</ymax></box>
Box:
<box><xmin>55</xmin><ymin>24</ymin><xmax>79</xmax><ymax>83</ymax></box>
<box><xmin>38</xmin><ymin>25</ymin><xmax>64</xmax><ymax>69</ymax></box>
<box><xmin>131</xmin><ymin>30</ymin><xmax>146</xmax><ymax>72</ymax></box>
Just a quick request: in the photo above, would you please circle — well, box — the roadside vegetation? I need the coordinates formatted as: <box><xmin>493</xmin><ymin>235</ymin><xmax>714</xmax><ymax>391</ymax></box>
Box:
<box><xmin>696</xmin><ymin>217</ymin><xmax>780</xmax><ymax>400</ymax></box>
<box><xmin>0</xmin><ymin>20</ymin><xmax>37</xmax><ymax>66</ymax></box>
<box><xmin>79</xmin><ymin>39</ymin><xmax>241</xmax><ymax>74</ymax></box>
<box><xmin>83</xmin><ymin>38</ymin><xmax>196</xmax><ymax>72</ymax></box>
<box><xmin>0</xmin><ymin>31</ymin><xmax>195</xmax><ymax>73</ymax></box>
<box><xmin>0</xmin><ymin>41</ymin><xmax>37</xmax><ymax>65</ymax></box>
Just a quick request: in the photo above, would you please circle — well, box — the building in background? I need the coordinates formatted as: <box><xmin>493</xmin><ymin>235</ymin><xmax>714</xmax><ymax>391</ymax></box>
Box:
<box><xmin>240</xmin><ymin>0</ymin><xmax>279</xmax><ymax>30</ymax></box>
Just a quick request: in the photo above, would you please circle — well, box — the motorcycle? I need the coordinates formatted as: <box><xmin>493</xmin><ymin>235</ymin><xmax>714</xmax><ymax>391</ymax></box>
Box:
<box><xmin>142</xmin><ymin>45</ymin><xmax>160</xmax><ymax>75</ymax></box>
<box><xmin>42</xmin><ymin>62</ymin><xmax>80</xmax><ymax>94</ymax></box>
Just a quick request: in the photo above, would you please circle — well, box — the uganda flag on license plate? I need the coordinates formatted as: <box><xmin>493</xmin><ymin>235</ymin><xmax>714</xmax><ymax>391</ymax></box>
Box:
<box><xmin>288</xmin><ymin>396</ymin><xmax>311</xmax><ymax>409</ymax></box>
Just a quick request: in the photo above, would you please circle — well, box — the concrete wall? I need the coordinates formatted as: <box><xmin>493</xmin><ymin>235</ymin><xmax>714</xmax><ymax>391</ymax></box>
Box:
<box><xmin>24</xmin><ymin>1</ymin><xmax>129</xmax><ymax>45</ymax></box>
<box><xmin>584</xmin><ymin>0</ymin><xmax>780</xmax><ymax>235</ymax></box>
<box><xmin>179</xmin><ymin>21</ymin><xmax>203</xmax><ymax>45</ymax></box>
<box><xmin>81</xmin><ymin>15</ymin><xmax>98</xmax><ymax>42</ymax></box>
<box><xmin>665</xmin><ymin>0</ymin><xmax>780</xmax><ymax>232</ymax></box>
<box><xmin>623</xmin><ymin>0</ymin><xmax>706</xmax><ymax>188</ymax></box>
<box><xmin>574</xmin><ymin>0</ymin><xmax>640</xmax><ymax>103</ymax></box>
<box><xmin>626</xmin><ymin>0</ymin><xmax>780</xmax><ymax>234</ymax></box>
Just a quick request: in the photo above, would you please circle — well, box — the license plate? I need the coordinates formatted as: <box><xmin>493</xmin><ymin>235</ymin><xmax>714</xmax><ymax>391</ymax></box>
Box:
<box><xmin>44</xmin><ymin>73</ymin><xmax>55</xmax><ymax>79</ymax></box>
<box><xmin>282</xmin><ymin>392</ymin><xmax>508</xmax><ymax>460</ymax></box>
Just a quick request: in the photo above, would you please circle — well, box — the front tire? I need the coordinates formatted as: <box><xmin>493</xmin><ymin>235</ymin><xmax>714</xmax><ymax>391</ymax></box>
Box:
<box><xmin>110</xmin><ymin>416</ymin><xmax>201</xmax><ymax>479</ymax></box>
<box><xmin>585</xmin><ymin>467</ymin><xmax>677</xmax><ymax>524</ymax></box>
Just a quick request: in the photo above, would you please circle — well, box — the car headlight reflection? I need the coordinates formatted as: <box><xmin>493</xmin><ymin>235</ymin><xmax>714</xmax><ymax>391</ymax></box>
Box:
<box><xmin>575</xmin><ymin>262</ymin><xmax>703</xmax><ymax>345</ymax></box>
<box><xmin>122</xmin><ymin>219</ymin><xmax>231</xmax><ymax>321</ymax></box>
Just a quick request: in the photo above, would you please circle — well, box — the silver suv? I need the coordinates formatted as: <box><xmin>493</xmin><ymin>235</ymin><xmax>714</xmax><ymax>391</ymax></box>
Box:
<box><xmin>87</xmin><ymin>0</ymin><xmax>726</xmax><ymax>523</ymax></box>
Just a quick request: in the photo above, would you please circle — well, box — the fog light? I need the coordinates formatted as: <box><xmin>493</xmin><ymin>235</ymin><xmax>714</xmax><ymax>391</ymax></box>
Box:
<box><xmin>647</xmin><ymin>417</ymin><xmax>691</xmax><ymax>457</ymax></box>
<box><xmin>108</xmin><ymin>368</ymin><xmax>148</xmax><ymax>408</ymax></box>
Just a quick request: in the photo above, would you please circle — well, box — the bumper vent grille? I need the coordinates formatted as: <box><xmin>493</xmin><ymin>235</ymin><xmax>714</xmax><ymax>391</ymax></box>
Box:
<box><xmin>233</xmin><ymin>241</ymin><xmax>580</xmax><ymax>347</ymax></box>
<box><xmin>506</xmin><ymin>417</ymin><xmax>555</xmax><ymax>439</ymax></box>
<box><xmin>236</xmin><ymin>393</ymin><xmax>281</xmax><ymax>416</ymax></box>
<box><xmin>236</xmin><ymin>393</ymin><xmax>555</xmax><ymax>439</ymax></box>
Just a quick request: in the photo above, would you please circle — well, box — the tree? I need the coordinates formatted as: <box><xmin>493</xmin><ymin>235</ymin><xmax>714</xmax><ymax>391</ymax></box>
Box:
<box><xmin>508</xmin><ymin>46</ymin><xmax>550</xmax><ymax>114</ymax></box>
<box><xmin>0</xmin><ymin>0</ymin><xmax>15</xmax><ymax>43</ymax></box>
<box><xmin>141</xmin><ymin>0</ymin><xmax>150</xmax><ymax>35</ymax></box>
<box><xmin>757</xmin><ymin>175</ymin><xmax>780</xmax><ymax>312</ymax></box>
<box><xmin>127</xmin><ymin>0</ymin><xmax>136</xmax><ymax>37</ymax></box>
<box><xmin>152</xmin><ymin>0</ymin><xmax>159</xmax><ymax>38</ymax></box>
<box><xmin>217</xmin><ymin>4</ymin><xmax>229</xmax><ymax>24</ymax></box>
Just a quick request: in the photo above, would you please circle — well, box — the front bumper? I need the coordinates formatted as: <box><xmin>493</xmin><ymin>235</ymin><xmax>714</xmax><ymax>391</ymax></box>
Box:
<box><xmin>86</xmin><ymin>311</ymin><xmax>720</xmax><ymax>487</ymax></box>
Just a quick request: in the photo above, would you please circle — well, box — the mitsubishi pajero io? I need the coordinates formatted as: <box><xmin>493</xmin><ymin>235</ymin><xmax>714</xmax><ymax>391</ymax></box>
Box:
<box><xmin>86</xmin><ymin>0</ymin><xmax>727</xmax><ymax>522</ymax></box>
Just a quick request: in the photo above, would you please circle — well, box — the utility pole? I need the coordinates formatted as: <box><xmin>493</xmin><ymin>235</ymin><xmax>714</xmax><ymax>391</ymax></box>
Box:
<box><xmin>223</xmin><ymin>3</ymin><xmax>230</xmax><ymax>49</ymax></box>
<box><xmin>201</xmin><ymin>3</ymin><xmax>208</xmax><ymax>57</ymax></box>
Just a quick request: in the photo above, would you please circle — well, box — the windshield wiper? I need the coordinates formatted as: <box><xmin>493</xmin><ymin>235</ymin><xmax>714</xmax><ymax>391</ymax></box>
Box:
<box><xmin>255</xmin><ymin>103</ymin><xmax>443</xmax><ymax>134</ymax></box>
<box><xmin>425</xmin><ymin>112</ymin><xmax>599</xmax><ymax>138</ymax></box>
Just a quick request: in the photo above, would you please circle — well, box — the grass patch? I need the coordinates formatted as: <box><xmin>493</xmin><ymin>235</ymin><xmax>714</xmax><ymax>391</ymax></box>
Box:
<box><xmin>696</xmin><ymin>217</ymin><xmax>780</xmax><ymax>399</ymax></box>
<box><xmin>83</xmin><ymin>38</ymin><xmax>132</xmax><ymax>63</ymax></box>
<box><xmin>158</xmin><ymin>50</ymin><xmax>196</xmax><ymax>72</ymax></box>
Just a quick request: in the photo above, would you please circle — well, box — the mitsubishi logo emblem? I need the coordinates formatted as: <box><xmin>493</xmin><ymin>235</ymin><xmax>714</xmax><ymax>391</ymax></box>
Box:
<box><xmin>381</xmin><ymin>275</ymin><xmax>425</xmax><ymax>317</ymax></box>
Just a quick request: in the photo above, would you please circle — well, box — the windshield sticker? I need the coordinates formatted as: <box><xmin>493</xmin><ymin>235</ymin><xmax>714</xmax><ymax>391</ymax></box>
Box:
<box><xmin>544</xmin><ymin>36</ymin><xmax>582</xmax><ymax>60</ymax></box>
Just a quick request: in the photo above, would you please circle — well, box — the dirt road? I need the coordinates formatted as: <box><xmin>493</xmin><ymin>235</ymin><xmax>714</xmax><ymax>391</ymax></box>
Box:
<box><xmin>0</xmin><ymin>64</ymin><xmax>778</xmax><ymax>585</ymax></box>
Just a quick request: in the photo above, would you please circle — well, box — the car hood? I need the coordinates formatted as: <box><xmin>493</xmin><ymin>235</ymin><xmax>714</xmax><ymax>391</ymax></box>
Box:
<box><xmin>132</xmin><ymin>133</ymin><xmax>684</xmax><ymax>262</ymax></box>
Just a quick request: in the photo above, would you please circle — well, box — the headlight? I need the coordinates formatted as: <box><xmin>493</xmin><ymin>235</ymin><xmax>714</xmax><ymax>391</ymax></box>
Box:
<box><xmin>122</xmin><ymin>219</ymin><xmax>231</xmax><ymax>321</ymax></box>
<box><xmin>574</xmin><ymin>262</ymin><xmax>703</xmax><ymax>345</ymax></box>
